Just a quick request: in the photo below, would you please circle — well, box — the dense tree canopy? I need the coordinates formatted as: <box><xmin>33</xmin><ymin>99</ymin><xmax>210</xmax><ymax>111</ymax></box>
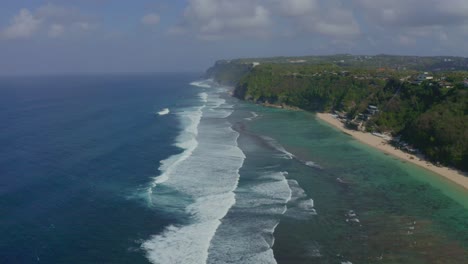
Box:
<box><xmin>207</xmin><ymin>56</ymin><xmax>468</xmax><ymax>171</ymax></box>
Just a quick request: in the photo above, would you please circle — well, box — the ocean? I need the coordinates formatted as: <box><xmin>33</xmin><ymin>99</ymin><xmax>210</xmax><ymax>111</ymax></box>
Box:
<box><xmin>0</xmin><ymin>74</ymin><xmax>467</xmax><ymax>263</ymax></box>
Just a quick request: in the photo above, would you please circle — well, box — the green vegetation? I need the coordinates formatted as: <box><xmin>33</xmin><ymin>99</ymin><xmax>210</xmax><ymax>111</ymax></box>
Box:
<box><xmin>404</xmin><ymin>87</ymin><xmax>467</xmax><ymax>169</ymax></box>
<box><xmin>217</xmin><ymin>54</ymin><xmax>468</xmax><ymax>72</ymax></box>
<box><xmin>205</xmin><ymin>60</ymin><xmax>252</xmax><ymax>85</ymax></box>
<box><xmin>206</xmin><ymin>54</ymin><xmax>468</xmax><ymax>171</ymax></box>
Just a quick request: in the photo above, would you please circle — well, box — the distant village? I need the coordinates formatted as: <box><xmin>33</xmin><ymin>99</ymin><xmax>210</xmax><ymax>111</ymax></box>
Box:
<box><xmin>248</xmin><ymin>60</ymin><xmax>468</xmax><ymax>89</ymax></box>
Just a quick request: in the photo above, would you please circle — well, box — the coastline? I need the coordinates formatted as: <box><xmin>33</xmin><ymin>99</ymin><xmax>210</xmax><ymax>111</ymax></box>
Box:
<box><xmin>316</xmin><ymin>113</ymin><xmax>468</xmax><ymax>191</ymax></box>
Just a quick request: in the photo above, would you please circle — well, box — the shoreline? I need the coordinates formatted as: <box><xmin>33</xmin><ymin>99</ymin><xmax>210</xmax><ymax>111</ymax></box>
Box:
<box><xmin>316</xmin><ymin>113</ymin><xmax>468</xmax><ymax>191</ymax></box>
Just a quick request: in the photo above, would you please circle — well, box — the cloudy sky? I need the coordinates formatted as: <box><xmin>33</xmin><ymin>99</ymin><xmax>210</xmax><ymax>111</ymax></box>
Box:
<box><xmin>1</xmin><ymin>0</ymin><xmax>468</xmax><ymax>75</ymax></box>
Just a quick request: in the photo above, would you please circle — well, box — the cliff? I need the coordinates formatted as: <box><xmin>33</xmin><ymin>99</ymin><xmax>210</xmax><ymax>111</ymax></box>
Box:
<box><xmin>205</xmin><ymin>55</ymin><xmax>468</xmax><ymax>171</ymax></box>
<box><xmin>204</xmin><ymin>59</ymin><xmax>252</xmax><ymax>86</ymax></box>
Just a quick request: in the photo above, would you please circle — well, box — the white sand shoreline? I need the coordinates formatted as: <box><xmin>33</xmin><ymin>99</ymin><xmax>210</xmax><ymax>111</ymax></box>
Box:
<box><xmin>316</xmin><ymin>113</ymin><xmax>468</xmax><ymax>191</ymax></box>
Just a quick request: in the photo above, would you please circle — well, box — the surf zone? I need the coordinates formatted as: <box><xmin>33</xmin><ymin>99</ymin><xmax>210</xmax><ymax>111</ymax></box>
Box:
<box><xmin>143</xmin><ymin>80</ymin><xmax>245</xmax><ymax>263</ymax></box>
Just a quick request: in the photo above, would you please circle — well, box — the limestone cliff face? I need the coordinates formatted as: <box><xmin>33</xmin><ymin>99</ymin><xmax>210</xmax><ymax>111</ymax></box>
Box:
<box><xmin>229</xmin><ymin>82</ymin><xmax>249</xmax><ymax>100</ymax></box>
<box><xmin>205</xmin><ymin>60</ymin><xmax>252</xmax><ymax>86</ymax></box>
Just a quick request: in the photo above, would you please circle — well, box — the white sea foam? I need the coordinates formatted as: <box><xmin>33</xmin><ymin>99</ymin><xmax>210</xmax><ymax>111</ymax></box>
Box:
<box><xmin>147</xmin><ymin>104</ymin><xmax>204</xmax><ymax>202</ymax></box>
<box><xmin>249</xmin><ymin>135</ymin><xmax>318</xmax><ymax>258</ymax></box>
<box><xmin>304</xmin><ymin>161</ymin><xmax>323</xmax><ymax>170</ymax></box>
<box><xmin>206</xmin><ymin>131</ymin><xmax>318</xmax><ymax>263</ymax></box>
<box><xmin>234</xmin><ymin>171</ymin><xmax>292</xmax><ymax>209</ymax></box>
<box><xmin>199</xmin><ymin>92</ymin><xmax>208</xmax><ymax>103</ymax></box>
<box><xmin>190</xmin><ymin>79</ymin><xmax>214</xmax><ymax>88</ymax></box>
<box><xmin>206</xmin><ymin>171</ymin><xmax>292</xmax><ymax>264</ymax></box>
<box><xmin>144</xmin><ymin>81</ymin><xmax>317</xmax><ymax>263</ymax></box>
<box><xmin>157</xmin><ymin>108</ymin><xmax>170</xmax><ymax>116</ymax></box>
<box><xmin>143</xmin><ymin>86</ymin><xmax>245</xmax><ymax>264</ymax></box>
<box><xmin>204</xmin><ymin>94</ymin><xmax>233</xmax><ymax>119</ymax></box>
<box><xmin>245</xmin><ymin>111</ymin><xmax>259</xmax><ymax>121</ymax></box>
<box><xmin>261</xmin><ymin>135</ymin><xmax>323</xmax><ymax>170</ymax></box>
<box><xmin>142</xmin><ymin>221</ymin><xmax>218</xmax><ymax>264</ymax></box>
<box><xmin>261</xmin><ymin>136</ymin><xmax>295</xmax><ymax>159</ymax></box>
<box><xmin>285</xmin><ymin>179</ymin><xmax>318</xmax><ymax>218</ymax></box>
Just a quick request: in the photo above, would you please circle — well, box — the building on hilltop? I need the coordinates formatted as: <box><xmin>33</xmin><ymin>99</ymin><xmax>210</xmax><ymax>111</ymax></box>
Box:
<box><xmin>367</xmin><ymin>105</ymin><xmax>379</xmax><ymax>115</ymax></box>
<box><xmin>413</xmin><ymin>72</ymin><xmax>434</xmax><ymax>85</ymax></box>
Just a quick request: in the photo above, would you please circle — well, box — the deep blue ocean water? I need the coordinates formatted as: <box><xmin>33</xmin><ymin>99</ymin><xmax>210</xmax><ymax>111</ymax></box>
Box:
<box><xmin>1</xmin><ymin>74</ymin><xmax>467</xmax><ymax>264</ymax></box>
<box><xmin>0</xmin><ymin>74</ymin><xmax>201</xmax><ymax>263</ymax></box>
<box><xmin>1</xmin><ymin>75</ymin><xmax>297</xmax><ymax>264</ymax></box>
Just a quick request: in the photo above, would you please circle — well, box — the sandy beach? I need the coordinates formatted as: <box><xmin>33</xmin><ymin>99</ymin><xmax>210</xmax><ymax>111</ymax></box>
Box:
<box><xmin>316</xmin><ymin>113</ymin><xmax>468</xmax><ymax>191</ymax></box>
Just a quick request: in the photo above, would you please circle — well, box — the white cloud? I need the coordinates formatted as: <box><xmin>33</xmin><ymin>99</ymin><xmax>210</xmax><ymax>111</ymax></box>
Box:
<box><xmin>176</xmin><ymin>0</ymin><xmax>360</xmax><ymax>40</ymax></box>
<box><xmin>437</xmin><ymin>0</ymin><xmax>468</xmax><ymax>16</ymax></box>
<box><xmin>1</xmin><ymin>4</ymin><xmax>94</xmax><ymax>40</ymax></box>
<box><xmin>355</xmin><ymin>0</ymin><xmax>468</xmax><ymax>28</ymax></box>
<box><xmin>398</xmin><ymin>35</ymin><xmax>416</xmax><ymax>46</ymax></box>
<box><xmin>272</xmin><ymin>0</ymin><xmax>361</xmax><ymax>39</ymax></box>
<box><xmin>167</xmin><ymin>25</ymin><xmax>186</xmax><ymax>36</ymax></box>
<box><xmin>141</xmin><ymin>13</ymin><xmax>161</xmax><ymax>25</ymax></box>
<box><xmin>352</xmin><ymin>0</ymin><xmax>468</xmax><ymax>49</ymax></box>
<box><xmin>179</xmin><ymin>0</ymin><xmax>272</xmax><ymax>39</ymax></box>
<box><xmin>3</xmin><ymin>9</ymin><xmax>42</xmax><ymax>39</ymax></box>
<box><xmin>48</xmin><ymin>24</ymin><xmax>65</xmax><ymax>37</ymax></box>
<box><xmin>36</xmin><ymin>3</ymin><xmax>75</xmax><ymax>21</ymax></box>
<box><xmin>314</xmin><ymin>20</ymin><xmax>360</xmax><ymax>38</ymax></box>
<box><xmin>74</xmin><ymin>22</ymin><xmax>90</xmax><ymax>31</ymax></box>
<box><xmin>276</xmin><ymin>0</ymin><xmax>318</xmax><ymax>16</ymax></box>
<box><xmin>299</xmin><ymin>6</ymin><xmax>360</xmax><ymax>38</ymax></box>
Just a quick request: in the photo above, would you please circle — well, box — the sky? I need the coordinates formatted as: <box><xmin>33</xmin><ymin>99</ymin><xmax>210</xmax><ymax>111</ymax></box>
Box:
<box><xmin>1</xmin><ymin>0</ymin><xmax>468</xmax><ymax>75</ymax></box>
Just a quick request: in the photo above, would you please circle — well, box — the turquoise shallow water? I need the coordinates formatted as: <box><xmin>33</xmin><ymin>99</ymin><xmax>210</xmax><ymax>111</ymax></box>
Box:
<box><xmin>238</xmin><ymin>103</ymin><xmax>468</xmax><ymax>263</ymax></box>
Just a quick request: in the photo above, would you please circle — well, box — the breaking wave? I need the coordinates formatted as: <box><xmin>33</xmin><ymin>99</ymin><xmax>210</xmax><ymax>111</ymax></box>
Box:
<box><xmin>245</xmin><ymin>111</ymin><xmax>259</xmax><ymax>121</ymax></box>
<box><xmin>157</xmin><ymin>108</ymin><xmax>170</xmax><ymax>116</ymax></box>
<box><xmin>143</xmin><ymin>82</ymin><xmax>245</xmax><ymax>264</ymax></box>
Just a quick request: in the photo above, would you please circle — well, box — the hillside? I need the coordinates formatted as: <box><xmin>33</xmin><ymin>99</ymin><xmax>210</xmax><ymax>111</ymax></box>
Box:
<box><xmin>206</xmin><ymin>55</ymin><xmax>468</xmax><ymax>171</ymax></box>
